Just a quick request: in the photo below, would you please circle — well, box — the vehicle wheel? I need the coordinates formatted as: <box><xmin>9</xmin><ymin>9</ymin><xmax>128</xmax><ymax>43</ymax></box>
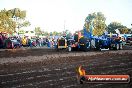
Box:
<box><xmin>129</xmin><ymin>42</ymin><xmax>132</xmax><ymax>46</ymax></box>
<box><xmin>7</xmin><ymin>42</ymin><xmax>11</xmax><ymax>48</ymax></box>
<box><xmin>5</xmin><ymin>40</ymin><xmax>12</xmax><ymax>49</ymax></box>
<box><xmin>68</xmin><ymin>46</ymin><xmax>72</xmax><ymax>52</ymax></box>
<box><xmin>84</xmin><ymin>46</ymin><xmax>88</xmax><ymax>52</ymax></box>
<box><xmin>116</xmin><ymin>44</ymin><xmax>119</xmax><ymax>50</ymax></box>
<box><xmin>84</xmin><ymin>42</ymin><xmax>90</xmax><ymax>52</ymax></box>
<box><xmin>11</xmin><ymin>42</ymin><xmax>14</xmax><ymax>49</ymax></box>
<box><xmin>119</xmin><ymin>44</ymin><xmax>123</xmax><ymax>50</ymax></box>
<box><xmin>56</xmin><ymin>45</ymin><xmax>59</xmax><ymax>51</ymax></box>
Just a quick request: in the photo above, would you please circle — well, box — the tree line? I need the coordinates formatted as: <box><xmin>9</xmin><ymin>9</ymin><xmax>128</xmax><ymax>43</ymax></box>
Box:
<box><xmin>0</xmin><ymin>8</ymin><xmax>30</xmax><ymax>34</ymax></box>
<box><xmin>0</xmin><ymin>8</ymin><xmax>132</xmax><ymax>36</ymax></box>
<box><xmin>84</xmin><ymin>12</ymin><xmax>132</xmax><ymax>36</ymax></box>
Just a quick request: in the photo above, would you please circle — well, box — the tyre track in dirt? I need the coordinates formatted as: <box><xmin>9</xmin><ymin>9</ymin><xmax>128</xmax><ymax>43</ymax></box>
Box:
<box><xmin>0</xmin><ymin>49</ymin><xmax>132</xmax><ymax>88</ymax></box>
<box><xmin>0</xmin><ymin>50</ymin><xmax>132</xmax><ymax>64</ymax></box>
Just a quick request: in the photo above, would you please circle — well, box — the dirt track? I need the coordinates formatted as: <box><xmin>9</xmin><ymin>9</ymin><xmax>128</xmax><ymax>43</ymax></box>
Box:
<box><xmin>0</xmin><ymin>47</ymin><xmax>132</xmax><ymax>88</ymax></box>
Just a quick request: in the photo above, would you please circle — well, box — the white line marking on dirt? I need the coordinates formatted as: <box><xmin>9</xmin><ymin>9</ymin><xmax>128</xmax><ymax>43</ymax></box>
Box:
<box><xmin>0</xmin><ymin>69</ymin><xmax>51</xmax><ymax>77</ymax></box>
<box><xmin>63</xmin><ymin>84</ymin><xmax>77</xmax><ymax>88</ymax></box>
<box><xmin>0</xmin><ymin>50</ymin><xmax>132</xmax><ymax>64</ymax></box>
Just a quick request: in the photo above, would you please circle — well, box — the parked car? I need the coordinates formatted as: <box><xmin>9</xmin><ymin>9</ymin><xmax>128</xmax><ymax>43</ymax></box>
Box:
<box><xmin>31</xmin><ymin>39</ymin><xmax>37</xmax><ymax>47</ymax></box>
<box><xmin>126</xmin><ymin>36</ymin><xmax>132</xmax><ymax>46</ymax></box>
<box><xmin>10</xmin><ymin>38</ymin><xmax>21</xmax><ymax>48</ymax></box>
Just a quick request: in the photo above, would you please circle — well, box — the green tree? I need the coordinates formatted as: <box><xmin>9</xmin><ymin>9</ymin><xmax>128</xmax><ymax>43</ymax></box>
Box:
<box><xmin>56</xmin><ymin>32</ymin><xmax>62</xmax><ymax>36</ymax></box>
<box><xmin>17</xmin><ymin>21</ymin><xmax>30</xmax><ymax>28</ymax></box>
<box><xmin>42</xmin><ymin>31</ymin><xmax>49</xmax><ymax>36</ymax></box>
<box><xmin>52</xmin><ymin>31</ymin><xmax>58</xmax><ymax>36</ymax></box>
<box><xmin>84</xmin><ymin>12</ymin><xmax>106</xmax><ymax>36</ymax></box>
<box><xmin>8</xmin><ymin>8</ymin><xmax>30</xmax><ymax>31</ymax></box>
<box><xmin>107</xmin><ymin>22</ymin><xmax>121</xmax><ymax>33</ymax></box>
<box><xmin>8</xmin><ymin>8</ymin><xmax>26</xmax><ymax>20</ymax></box>
<box><xmin>0</xmin><ymin>9</ymin><xmax>16</xmax><ymax>34</ymax></box>
<box><xmin>107</xmin><ymin>22</ymin><xmax>130</xmax><ymax>34</ymax></box>
<box><xmin>18</xmin><ymin>29</ymin><xmax>25</xmax><ymax>34</ymax></box>
<box><xmin>0</xmin><ymin>8</ymin><xmax>30</xmax><ymax>34</ymax></box>
<box><xmin>35</xmin><ymin>27</ymin><xmax>42</xmax><ymax>36</ymax></box>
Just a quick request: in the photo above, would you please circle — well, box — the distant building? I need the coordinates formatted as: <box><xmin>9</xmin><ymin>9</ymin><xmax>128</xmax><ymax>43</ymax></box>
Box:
<box><xmin>17</xmin><ymin>29</ymin><xmax>36</xmax><ymax>38</ymax></box>
<box><xmin>24</xmin><ymin>30</ymin><xmax>36</xmax><ymax>38</ymax></box>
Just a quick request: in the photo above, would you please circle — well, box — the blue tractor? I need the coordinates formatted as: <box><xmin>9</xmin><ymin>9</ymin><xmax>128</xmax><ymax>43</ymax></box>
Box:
<box><xmin>82</xmin><ymin>22</ymin><xmax>123</xmax><ymax>51</ymax></box>
<box><xmin>63</xmin><ymin>20</ymin><xmax>123</xmax><ymax>52</ymax></box>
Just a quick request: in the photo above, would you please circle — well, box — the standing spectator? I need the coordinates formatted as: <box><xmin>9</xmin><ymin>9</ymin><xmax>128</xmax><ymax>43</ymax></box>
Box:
<box><xmin>51</xmin><ymin>38</ymin><xmax>55</xmax><ymax>48</ymax></box>
<box><xmin>39</xmin><ymin>38</ymin><xmax>42</xmax><ymax>47</ymax></box>
<box><xmin>36</xmin><ymin>38</ymin><xmax>39</xmax><ymax>47</ymax></box>
<box><xmin>28</xmin><ymin>38</ymin><xmax>32</xmax><ymax>47</ymax></box>
<box><xmin>0</xmin><ymin>34</ymin><xmax>4</xmax><ymax>48</ymax></box>
<box><xmin>46</xmin><ymin>38</ymin><xmax>50</xmax><ymax>48</ymax></box>
<box><xmin>40</xmin><ymin>38</ymin><xmax>44</xmax><ymax>46</ymax></box>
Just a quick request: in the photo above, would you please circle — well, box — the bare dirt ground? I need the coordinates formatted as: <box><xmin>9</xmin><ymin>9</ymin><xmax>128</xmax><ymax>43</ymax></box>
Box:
<box><xmin>0</xmin><ymin>46</ymin><xmax>132</xmax><ymax>88</ymax></box>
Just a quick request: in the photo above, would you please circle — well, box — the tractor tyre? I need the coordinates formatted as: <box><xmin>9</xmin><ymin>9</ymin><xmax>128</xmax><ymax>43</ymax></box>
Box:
<box><xmin>84</xmin><ymin>46</ymin><xmax>88</xmax><ymax>52</ymax></box>
<box><xmin>5</xmin><ymin>39</ymin><xmax>12</xmax><ymax>49</ymax></box>
<box><xmin>68</xmin><ymin>46</ymin><xmax>72</xmax><ymax>52</ymax></box>
<box><xmin>116</xmin><ymin>44</ymin><xmax>119</xmax><ymax>50</ymax></box>
<box><xmin>119</xmin><ymin>43</ymin><xmax>123</xmax><ymax>50</ymax></box>
<box><xmin>84</xmin><ymin>42</ymin><xmax>90</xmax><ymax>52</ymax></box>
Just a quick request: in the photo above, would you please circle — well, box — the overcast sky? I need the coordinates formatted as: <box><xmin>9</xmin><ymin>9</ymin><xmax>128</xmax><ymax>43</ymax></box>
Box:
<box><xmin>0</xmin><ymin>0</ymin><xmax>132</xmax><ymax>33</ymax></box>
